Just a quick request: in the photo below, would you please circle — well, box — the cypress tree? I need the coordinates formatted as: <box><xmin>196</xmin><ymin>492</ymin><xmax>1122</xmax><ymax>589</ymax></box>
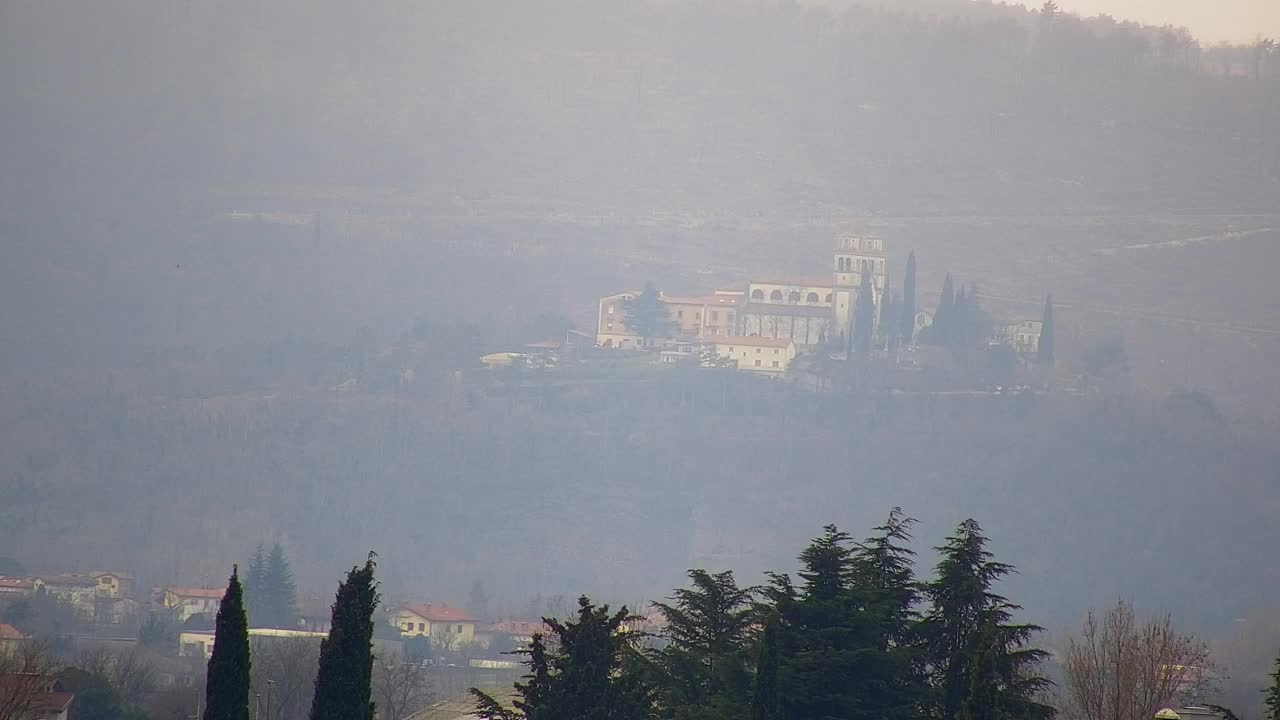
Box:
<box><xmin>264</xmin><ymin>543</ymin><xmax>299</xmax><ymax>628</ymax></box>
<box><xmin>1264</xmin><ymin>651</ymin><xmax>1280</xmax><ymax>720</ymax></box>
<box><xmin>854</xmin><ymin>266</ymin><xmax>876</xmax><ymax>355</ymax></box>
<box><xmin>750</xmin><ymin>619</ymin><xmax>781</xmax><ymax>720</ymax></box>
<box><xmin>932</xmin><ymin>274</ymin><xmax>955</xmax><ymax>345</ymax></box>
<box><xmin>879</xmin><ymin>274</ymin><xmax>896</xmax><ymax>350</ymax></box>
<box><xmin>204</xmin><ymin>567</ymin><xmax>251</xmax><ymax>720</ymax></box>
<box><xmin>1037</xmin><ymin>295</ymin><xmax>1055</xmax><ymax>366</ymax></box>
<box><xmin>310</xmin><ymin>554</ymin><xmax>379</xmax><ymax>720</ymax></box>
<box><xmin>901</xmin><ymin>251</ymin><xmax>917</xmax><ymax>345</ymax></box>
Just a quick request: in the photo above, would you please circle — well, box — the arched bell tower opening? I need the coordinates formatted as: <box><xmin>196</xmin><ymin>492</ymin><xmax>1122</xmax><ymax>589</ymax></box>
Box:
<box><xmin>832</xmin><ymin>234</ymin><xmax>886</xmax><ymax>341</ymax></box>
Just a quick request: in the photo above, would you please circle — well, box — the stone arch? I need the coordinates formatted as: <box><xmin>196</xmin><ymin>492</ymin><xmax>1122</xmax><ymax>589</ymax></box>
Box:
<box><xmin>770</xmin><ymin>290</ymin><xmax>783</xmax><ymax>301</ymax></box>
<box><xmin>807</xmin><ymin>292</ymin><xmax>820</xmax><ymax>303</ymax></box>
<box><xmin>751</xmin><ymin>289</ymin><xmax>764</xmax><ymax>300</ymax></box>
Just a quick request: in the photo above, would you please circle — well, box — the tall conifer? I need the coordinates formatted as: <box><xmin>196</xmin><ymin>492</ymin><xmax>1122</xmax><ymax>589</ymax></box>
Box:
<box><xmin>264</xmin><ymin>543</ymin><xmax>299</xmax><ymax>628</ymax></box>
<box><xmin>901</xmin><ymin>251</ymin><xmax>918</xmax><ymax>345</ymax></box>
<box><xmin>1038</xmin><ymin>295</ymin><xmax>1055</xmax><ymax>366</ymax></box>
<box><xmin>204</xmin><ymin>567</ymin><xmax>250</xmax><ymax>720</ymax></box>
<box><xmin>750</xmin><ymin>619</ymin><xmax>781</xmax><ymax>720</ymax></box>
<box><xmin>310</xmin><ymin>555</ymin><xmax>379</xmax><ymax>720</ymax></box>
<box><xmin>1264</xmin><ymin>651</ymin><xmax>1280</xmax><ymax>720</ymax></box>
<box><xmin>933</xmin><ymin>274</ymin><xmax>955</xmax><ymax>345</ymax></box>
<box><xmin>245</xmin><ymin>544</ymin><xmax>267</xmax><ymax>625</ymax></box>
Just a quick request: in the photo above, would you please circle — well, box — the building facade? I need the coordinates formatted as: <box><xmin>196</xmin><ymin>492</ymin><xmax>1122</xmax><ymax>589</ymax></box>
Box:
<box><xmin>596</xmin><ymin>234</ymin><xmax>886</xmax><ymax>354</ymax></box>
<box><xmin>391</xmin><ymin>603</ymin><xmax>477</xmax><ymax>651</ymax></box>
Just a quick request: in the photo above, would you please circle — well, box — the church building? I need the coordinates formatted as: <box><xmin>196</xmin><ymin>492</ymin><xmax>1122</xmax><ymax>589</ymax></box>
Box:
<box><xmin>596</xmin><ymin>234</ymin><xmax>887</xmax><ymax>351</ymax></box>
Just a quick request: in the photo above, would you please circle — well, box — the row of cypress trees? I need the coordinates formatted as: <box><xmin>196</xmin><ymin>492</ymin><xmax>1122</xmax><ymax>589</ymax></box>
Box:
<box><xmin>475</xmin><ymin>511</ymin><xmax>1054</xmax><ymax>720</ymax></box>
<box><xmin>202</xmin><ymin>554</ymin><xmax>380</xmax><ymax>720</ymax></box>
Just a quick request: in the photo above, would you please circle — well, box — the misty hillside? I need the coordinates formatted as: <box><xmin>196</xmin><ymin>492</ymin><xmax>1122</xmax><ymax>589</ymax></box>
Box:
<box><xmin>2</xmin><ymin>0</ymin><xmax>1280</xmax><ymax>644</ymax></box>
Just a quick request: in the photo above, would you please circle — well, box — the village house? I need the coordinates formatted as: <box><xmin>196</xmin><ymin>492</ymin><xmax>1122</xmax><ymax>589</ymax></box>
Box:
<box><xmin>706</xmin><ymin>336</ymin><xmax>797</xmax><ymax>374</ymax></box>
<box><xmin>0</xmin><ymin>623</ymin><xmax>24</xmax><ymax>654</ymax></box>
<box><xmin>159</xmin><ymin>587</ymin><xmax>224</xmax><ymax>622</ymax></box>
<box><xmin>390</xmin><ymin>603</ymin><xmax>477</xmax><ymax>651</ymax></box>
<box><xmin>0</xmin><ymin>674</ymin><xmax>75</xmax><ymax>720</ymax></box>
<box><xmin>0</xmin><ymin>577</ymin><xmax>37</xmax><ymax>601</ymax></box>
<box><xmin>994</xmin><ymin>319</ymin><xmax>1043</xmax><ymax>355</ymax></box>
<box><xmin>37</xmin><ymin>574</ymin><xmax>100</xmax><ymax>620</ymax></box>
<box><xmin>474</xmin><ymin>619</ymin><xmax>553</xmax><ymax>651</ymax></box>
<box><xmin>596</xmin><ymin>234</ymin><xmax>886</xmax><ymax>355</ymax></box>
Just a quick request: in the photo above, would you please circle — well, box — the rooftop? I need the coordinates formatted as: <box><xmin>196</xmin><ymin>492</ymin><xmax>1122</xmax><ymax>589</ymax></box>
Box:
<box><xmin>661</xmin><ymin>294</ymin><xmax>742</xmax><ymax>306</ymax></box>
<box><xmin>484</xmin><ymin>619</ymin><xmax>553</xmax><ymax>637</ymax></box>
<box><xmin>396</xmin><ymin>603</ymin><xmax>477</xmax><ymax>623</ymax></box>
<box><xmin>0</xmin><ymin>623</ymin><xmax>24</xmax><ymax>640</ymax></box>
<box><xmin>165</xmin><ymin>587</ymin><xmax>225</xmax><ymax>599</ymax></box>
<box><xmin>747</xmin><ymin>276</ymin><xmax>834</xmax><ymax>288</ymax></box>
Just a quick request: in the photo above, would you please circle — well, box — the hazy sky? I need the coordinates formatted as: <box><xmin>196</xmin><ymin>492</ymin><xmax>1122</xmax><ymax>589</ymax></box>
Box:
<box><xmin>1051</xmin><ymin>0</ymin><xmax>1279</xmax><ymax>43</ymax></box>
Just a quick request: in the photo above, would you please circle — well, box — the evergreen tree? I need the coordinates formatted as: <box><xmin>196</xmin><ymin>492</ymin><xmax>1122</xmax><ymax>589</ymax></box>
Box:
<box><xmin>624</xmin><ymin>281</ymin><xmax>674</xmax><ymax>344</ymax></box>
<box><xmin>472</xmin><ymin>595</ymin><xmax>653</xmax><ymax>720</ymax></box>
<box><xmin>931</xmin><ymin>274</ymin><xmax>955</xmax><ymax>345</ymax></box>
<box><xmin>310</xmin><ymin>554</ymin><xmax>379</xmax><ymax>720</ymax></box>
<box><xmin>204</xmin><ymin>567</ymin><xmax>250</xmax><ymax>720</ymax></box>
<box><xmin>851</xmin><ymin>509</ymin><xmax>928</xmax><ymax>720</ymax></box>
<box><xmin>853</xmin><ymin>266</ymin><xmax>876</xmax><ymax>355</ymax></box>
<box><xmin>763</xmin><ymin>525</ymin><xmax>871</xmax><ymax>720</ymax></box>
<box><xmin>1264</xmin><ymin>650</ymin><xmax>1280</xmax><ymax>720</ymax></box>
<box><xmin>650</xmin><ymin>570</ymin><xmax>755</xmax><ymax>720</ymax></box>
<box><xmin>263</xmin><ymin>544</ymin><xmax>299</xmax><ymax>628</ymax></box>
<box><xmin>920</xmin><ymin>520</ymin><xmax>1053</xmax><ymax>720</ymax></box>
<box><xmin>750</xmin><ymin>618</ymin><xmax>781</xmax><ymax>720</ymax></box>
<box><xmin>244</xmin><ymin>544</ymin><xmax>267</xmax><ymax>625</ymax></box>
<box><xmin>901</xmin><ymin>251</ymin><xmax>917</xmax><ymax>345</ymax></box>
<box><xmin>879</xmin><ymin>274</ymin><xmax>897</xmax><ymax>350</ymax></box>
<box><xmin>1037</xmin><ymin>295</ymin><xmax>1055</xmax><ymax>366</ymax></box>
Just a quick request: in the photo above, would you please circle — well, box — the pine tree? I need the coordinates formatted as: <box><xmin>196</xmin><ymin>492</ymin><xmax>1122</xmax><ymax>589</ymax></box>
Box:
<box><xmin>851</xmin><ymin>509</ymin><xmax>928</xmax><ymax>720</ymax></box>
<box><xmin>764</xmin><ymin>525</ymin><xmax>869</xmax><ymax>720</ymax></box>
<box><xmin>310</xmin><ymin>554</ymin><xmax>379</xmax><ymax>720</ymax></box>
<box><xmin>750</xmin><ymin>619</ymin><xmax>781</xmax><ymax>720</ymax></box>
<box><xmin>204</xmin><ymin>567</ymin><xmax>250</xmax><ymax>720</ymax></box>
<box><xmin>1264</xmin><ymin>651</ymin><xmax>1280</xmax><ymax>720</ymax></box>
<box><xmin>650</xmin><ymin>570</ymin><xmax>755</xmax><ymax>720</ymax></box>
<box><xmin>472</xmin><ymin>595</ymin><xmax>653</xmax><ymax>720</ymax></box>
<box><xmin>263</xmin><ymin>544</ymin><xmax>299</xmax><ymax>629</ymax></box>
<box><xmin>623</xmin><ymin>281</ymin><xmax>674</xmax><ymax>345</ymax></box>
<box><xmin>920</xmin><ymin>520</ymin><xmax>1053</xmax><ymax>720</ymax></box>
<box><xmin>245</xmin><ymin>544</ymin><xmax>267</xmax><ymax>626</ymax></box>
<box><xmin>1037</xmin><ymin>295</ymin><xmax>1055</xmax><ymax>366</ymax></box>
<box><xmin>901</xmin><ymin>251</ymin><xmax>917</xmax><ymax>345</ymax></box>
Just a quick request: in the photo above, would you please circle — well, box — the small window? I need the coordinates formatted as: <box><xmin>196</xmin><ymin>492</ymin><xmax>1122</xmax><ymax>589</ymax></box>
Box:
<box><xmin>729</xmin><ymin>347</ymin><xmax>734</xmax><ymax>352</ymax></box>
<box><xmin>677</xmin><ymin>310</ymin><xmax>684</xmax><ymax>319</ymax></box>
<box><xmin>404</xmin><ymin>622</ymin><xmax>412</xmax><ymax>631</ymax></box>
<box><xmin>825</xmin><ymin>293</ymin><xmax>833</xmax><ymax>303</ymax></box>
<box><xmin>772</xmin><ymin>361</ymin><xmax>780</xmax><ymax>367</ymax></box>
<box><xmin>607</xmin><ymin>304</ymin><xmax>615</xmax><ymax>314</ymax></box>
<box><xmin>770</xmin><ymin>290</ymin><xmax>783</xmax><ymax>301</ymax></box>
<box><xmin>751</xmin><ymin>289</ymin><xmax>764</xmax><ymax>300</ymax></box>
<box><xmin>755</xmin><ymin>360</ymin><xmax>762</xmax><ymax>367</ymax></box>
<box><xmin>774</xmin><ymin>349</ymin><xmax>780</xmax><ymax>354</ymax></box>
<box><xmin>756</xmin><ymin>348</ymin><xmax>762</xmax><ymax>354</ymax></box>
<box><xmin>456</xmin><ymin>624</ymin><xmax>463</xmax><ymax>633</ymax></box>
<box><xmin>419</xmin><ymin>623</ymin><xmax>425</xmax><ymax>632</ymax></box>
<box><xmin>806</xmin><ymin>292</ymin><xmax>819</xmax><ymax>303</ymax></box>
<box><xmin>695</xmin><ymin>313</ymin><xmax>700</xmax><ymax>321</ymax></box>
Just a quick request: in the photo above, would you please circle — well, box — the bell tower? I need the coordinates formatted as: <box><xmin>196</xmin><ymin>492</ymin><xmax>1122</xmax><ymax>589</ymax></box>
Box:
<box><xmin>832</xmin><ymin>234</ymin><xmax>886</xmax><ymax>341</ymax></box>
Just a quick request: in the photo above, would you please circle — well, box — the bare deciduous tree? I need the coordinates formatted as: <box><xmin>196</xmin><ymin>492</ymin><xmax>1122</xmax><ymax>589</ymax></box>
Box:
<box><xmin>1062</xmin><ymin>601</ymin><xmax>1216</xmax><ymax>720</ymax></box>
<box><xmin>0</xmin><ymin>641</ymin><xmax>60</xmax><ymax>720</ymax></box>
<box><xmin>250</xmin><ymin>636</ymin><xmax>321</xmax><ymax>720</ymax></box>
<box><xmin>372</xmin><ymin>653</ymin><xmax>435</xmax><ymax>720</ymax></box>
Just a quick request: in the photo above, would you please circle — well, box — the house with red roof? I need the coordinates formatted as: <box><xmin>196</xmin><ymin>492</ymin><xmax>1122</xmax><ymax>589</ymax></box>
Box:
<box><xmin>474</xmin><ymin>619</ymin><xmax>554</xmax><ymax>652</ymax></box>
<box><xmin>0</xmin><ymin>576</ymin><xmax>36</xmax><ymax>600</ymax></box>
<box><xmin>390</xmin><ymin>603</ymin><xmax>477</xmax><ymax>650</ymax></box>
<box><xmin>0</xmin><ymin>623</ymin><xmax>24</xmax><ymax>653</ymax></box>
<box><xmin>159</xmin><ymin>587</ymin><xmax>224</xmax><ymax>622</ymax></box>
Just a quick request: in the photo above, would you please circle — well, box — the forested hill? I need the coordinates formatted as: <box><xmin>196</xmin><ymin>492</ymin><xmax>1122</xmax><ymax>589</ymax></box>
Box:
<box><xmin>1</xmin><ymin>0</ymin><xmax>1277</xmax><ymax>218</ymax></box>
<box><xmin>2</xmin><ymin>366</ymin><xmax>1277</xmax><ymax>634</ymax></box>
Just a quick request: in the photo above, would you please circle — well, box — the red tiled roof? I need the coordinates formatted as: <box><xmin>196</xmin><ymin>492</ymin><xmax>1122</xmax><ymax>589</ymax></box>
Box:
<box><xmin>39</xmin><ymin>573</ymin><xmax>96</xmax><ymax>588</ymax></box>
<box><xmin>0</xmin><ymin>623</ymin><xmax>24</xmax><ymax>640</ymax></box>
<box><xmin>33</xmin><ymin>692</ymin><xmax>75</xmax><ymax>713</ymax></box>
<box><xmin>0</xmin><ymin>577</ymin><xmax>34</xmax><ymax>590</ymax></box>
<box><xmin>397</xmin><ymin>603</ymin><xmax>476</xmax><ymax>623</ymax></box>
<box><xmin>708</xmin><ymin>336</ymin><xmax>795</xmax><ymax>349</ymax></box>
<box><xmin>741</xmin><ymin>303</ymin><xmax>834</xmax><ymax>318</ymax></box>
<box><xmin>524</xmin><ymin>339</ymin><xmax>563</xmax><ymax>350</ymax></box>
<box><xmin>165</xmin><ymin>587</ymin><xmax>225</xmax><ymax>599</ymax></box>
